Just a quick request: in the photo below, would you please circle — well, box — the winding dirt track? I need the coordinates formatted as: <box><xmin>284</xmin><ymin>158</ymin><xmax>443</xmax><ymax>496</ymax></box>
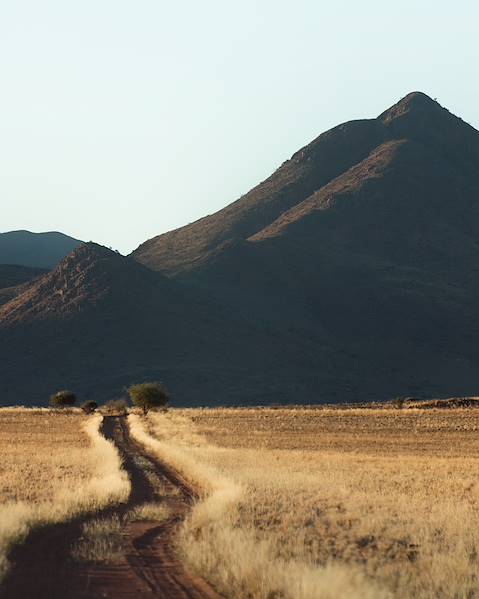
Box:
<box><xmin>0</xmin><ymin>416</ymin><xmax>221</xmax><ymax>599</ymax></box>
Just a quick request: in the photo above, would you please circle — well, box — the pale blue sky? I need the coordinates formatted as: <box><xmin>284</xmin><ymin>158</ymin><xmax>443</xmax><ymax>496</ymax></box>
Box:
<box><xmin>1</xmin><ymin>0</ymin><xmax>478</xmax><ymax>253</ymax></box>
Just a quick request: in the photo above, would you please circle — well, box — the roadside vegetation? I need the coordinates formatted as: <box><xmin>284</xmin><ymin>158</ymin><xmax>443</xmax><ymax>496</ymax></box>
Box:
<box><xmin>71</xmin><ymin>504</ymin><xmax>171</xmax><ymax>564</ymax></box>
<box><xmin>101</xmin><ymin>398</ymin><xmax>129</xmax><ymax>416</ymax></box>
<box><xmin>130</xmin><ymin>407</ymin><xmax>479</xmax><ymax>599</ymax></box>
<box><xmin>72</xmin><ymin>515</ymin><xmax>125</xmax><ymax>563</ymax></box>
<box><xmin>48</xmin><ymin>389</ymin><xmax>76</xmax><ymax>408</ymax></box>
<box><xmin>128</xmin><ymin>382</ymin><xmax>169</xmax><ymax>414</ymax></box>
<box><xmin>127</xmin><ymin>502</ymin><xmax>171</xmax><ymax>522</ymax></box>
<box><xmin>81</xmin><ymin>400</ymin><xmax>98</xmax><ymax>414</ymax></box>
<box><xmin>0</xmin><ymin>408</ymin><xmax>130</xmax><ymax>581</ymax></box>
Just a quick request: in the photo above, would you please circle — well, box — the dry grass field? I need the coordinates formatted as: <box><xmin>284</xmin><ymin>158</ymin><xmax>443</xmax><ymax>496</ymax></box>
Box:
<box><xmin>132</xmin><ymin>407</ymin><xmax>479</xmax><ymax>599</ymax></box>
<box><xmin>0</xmin><ymin>408</ymin><xmax>129</xmax><ymax>581</ymax></box>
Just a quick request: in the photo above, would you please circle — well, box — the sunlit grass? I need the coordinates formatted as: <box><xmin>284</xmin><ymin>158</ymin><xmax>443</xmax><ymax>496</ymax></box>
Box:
<box><xmin>72</xmin><ymin>515</ymin><xmax>125</xmax><ymax>563</ymax></box>
<box><xmin>0</xmin><ymin>409</ymin><xmax>130</xmax><ymax>581</ymax></box>
<box><xmin>132</xmin><ymin>407</ymin><xmax>479</xmax><ymax>599</ymax></box>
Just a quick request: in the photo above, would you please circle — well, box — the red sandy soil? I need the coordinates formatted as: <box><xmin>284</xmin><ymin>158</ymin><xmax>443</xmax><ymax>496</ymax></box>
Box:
<box><xmin>0</xmin><ymin>416</ymin><xmax>221</xmax><ymax>599</ymax></box>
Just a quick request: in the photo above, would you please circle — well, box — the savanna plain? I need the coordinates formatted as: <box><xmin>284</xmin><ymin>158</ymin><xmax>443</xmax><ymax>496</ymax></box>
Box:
<box><xmin>1</xmin><ymin>404</ymin><xmax>479</xmax><ymax>599</ymax></box>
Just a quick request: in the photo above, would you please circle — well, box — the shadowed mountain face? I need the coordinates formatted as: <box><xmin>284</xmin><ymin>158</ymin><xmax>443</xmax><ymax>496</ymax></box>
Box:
<box><xmin>130</xmin><ymin>92</ymin><xmax>479</xmax><ymax>402</ymax></box>
<box><xmin>0</xmin><ymin>264</ymin><xmax>48</xmax><ymax>307</ymax></box>
<box><xmin>132</xmin><ymin>92</ymin><xmax>479</xmax><ymax>276</ymax></box>
<box><xmin>3</xmin><ymin>92</ymin><xmax>479</xmax><ymax>406</ymax></box>
<box><xmin>132</xmin><ymin>118</ymin><xmax>390</xmax><ymax>275</ymax></box>
<box><xmin>0</xmin><ymin>230</ymin><xmax>82</xmax><ymax>268</ymax></box>
<box><xmin>0</xmin><ymin>244</ymin><xmax>299</xmax><ymax>405</ymax></box>
<box><xmin>0</xmin><ymin>265</ymin><xmax>47</xmax><ymax>289</ymax></box>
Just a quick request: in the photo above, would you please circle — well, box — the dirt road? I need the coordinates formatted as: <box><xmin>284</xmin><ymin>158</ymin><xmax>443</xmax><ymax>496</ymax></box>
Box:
<box><xmin>0</xmin><ymin>416</ymin><xmax>221</xmax><ymax>599</ymax></box>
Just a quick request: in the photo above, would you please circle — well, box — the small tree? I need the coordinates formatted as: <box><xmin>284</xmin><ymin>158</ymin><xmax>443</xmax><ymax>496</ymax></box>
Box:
<box><xmin>81</xmin><ymin>400</ymin><xmax>98</xmax><ymax>414</ymax></box>
<box><xmin>102</xmin><ymin>398</ymin><xmax>129</xmax><ymax>416</ymax></box>
<box><xmin>127</xmin><ymin>382</ymin><xmax>170</xmax><ymax>415</ymax></box>
<box><xmin>49</xmin><ymin>390</ymin><xmax>76</xmax><ymax>408</ymax></box>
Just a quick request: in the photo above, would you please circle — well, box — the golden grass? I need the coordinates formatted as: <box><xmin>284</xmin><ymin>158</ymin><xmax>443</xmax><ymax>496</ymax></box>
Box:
<box><xmin>72</xmin><ymin>515</ymin><xmax>125</xmax><ymax>563</ymax></box>
<box><xmin>133</xmin><ymin>407</ymin><xmax>479</xmax><ymax>599</ymax></box>
<box><xmin>127</xmin><ymin>503</ymin><xmax>171</xmax><ymax>522</ymax></box>
<box><xmin>0</xmin><ymin>409</ymin><xmax>130</xmax><ymax>581</ymax></box>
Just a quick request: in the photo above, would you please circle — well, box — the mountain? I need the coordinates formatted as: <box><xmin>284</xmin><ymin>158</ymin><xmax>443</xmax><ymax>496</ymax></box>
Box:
<box><xmin>130</xmin><ymin>92</ymin><xmax>479</xmax><ymax>402</ymax></box>
<box><xmin>132</xmin><ymin>118</ymin><xmax>389</xmax><ymax>275</ymax></box>
<box><xmin>0</xmin><ymin>243</ymin><xmax>296</xmax><ymax>406</ymax></box>
<box><xmin>132</xmin><ymin>92</ymin><xmax>479</xmax><ymax>276</ymax></box>
<box><xmin>0</xmin><ymin>230</ymin><xmax>82</xmax><ymax>268</ymax></box>
<box><xmin>3</xmin><ymin>92</ymin><xmax>479</xmax><ymax>406</ymax></box>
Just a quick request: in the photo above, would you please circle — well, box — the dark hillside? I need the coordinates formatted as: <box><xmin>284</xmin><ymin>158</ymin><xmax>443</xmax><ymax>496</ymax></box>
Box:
<box><xmin>0</xmin><ymin>264</ymin><xmax>48</xmax><ymax>307</ymax></box>
<box><xmin>131</xmin><ymin>92</ymin><xmax>479</xmax><ymax>402</ymax></box>
<box><xmin>0</xmin><ymin>230</ymin><xmax>82</xmax><ymax>268</ymax></box>
<box><xmin>3</xmin><ymin>93</ymin><xmax>479</xmax><ymax>405</ymax></box>
<box><xmin>132</xmin><ymin>119</ymin><xmax>388</xmax><ymax>274</ymax></box>
<box><xmin>0</xmin><ymin>264</ymin><xmax>48</xmax><ymax>289</ymax></box>
<box><xmin>0</xmin><ymin>244</ymin><xmax>305</xmax><ymax>405</ymax></box>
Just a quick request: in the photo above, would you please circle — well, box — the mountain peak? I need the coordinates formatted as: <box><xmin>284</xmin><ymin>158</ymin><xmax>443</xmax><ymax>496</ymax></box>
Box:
<box><xmin>53</xmin><ymin>242</ymin><xmax>125</xmax><ymax>284</ymax></box>
<box><xmin>377</xmin><ymin>91</ymin><xmax>479</xmax><ymax>174</ymax></box>
<box><xmin>0</xmin><ymin>243</ymin><xmax>158</xmax><ymax>327</ymax></box>
<box><xmin>379</xmin><ymin>91</ymin><xmax>441</xmax><ymax>124</ymax></box>
<box><xmin>62</xmin><ymin>241</ymin><xmax>117</xmax><ymax>264</ymax></box>
<box><xmin>396</xmin><ymin>90</ymin><xmax>437</xmax><ymax>107</ymax></box>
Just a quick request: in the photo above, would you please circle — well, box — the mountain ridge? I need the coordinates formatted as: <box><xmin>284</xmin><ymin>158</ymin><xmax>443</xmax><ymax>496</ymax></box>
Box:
<box><xmin>131</xmin><ymin>91</ymin><xmax>477</xmax><ymax>276</ymax></box>
<box><xmin>131</xmin><ymin>117</ymin><xmax>390</xmax><ymax>274</ymax></box>
<box><xmin>3</xmin><ymin>91</ymin><xmax>479</xmax><ymax>406</ymax></box>
<box><xmin>0</xmin><ymin>243</ymin><xmax>301</xmax><ymax>405</ymax></box>
<box><xmin>0</xmin><ymin>230</ymin><xmax>83</xmax><ymax>269</ymax></box>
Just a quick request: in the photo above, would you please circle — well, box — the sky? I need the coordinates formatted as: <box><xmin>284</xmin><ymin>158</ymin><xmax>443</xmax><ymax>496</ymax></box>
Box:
<box><xmin>1</xmin><ymin>1</ymin><xmax>478</xmax><ymax>254</ymax></box>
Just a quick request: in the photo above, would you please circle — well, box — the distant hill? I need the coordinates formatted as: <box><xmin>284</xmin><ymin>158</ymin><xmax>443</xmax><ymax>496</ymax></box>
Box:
<box><xmin>0</xmin><ymin>230</ymin><xmax>82</xmax><ymax>268</ymax></box>
<box><xmin>0</xmin><ymin>244</ymin><xmax>293</xmax><ymax>405</ymax></box>
<box><xmin>0</xmin><ymin>264</ymin><xmax>47</xmax><ymax>289</ymax></box>
<box><xmin>3</xmin><ymin>92</ymin><xmax>479</xmax><ymax>406</ymax></box>
<box><xmin>0</xmin><ymin>264</ymin><xmax>48</xmax><ymax>307</ymax></box>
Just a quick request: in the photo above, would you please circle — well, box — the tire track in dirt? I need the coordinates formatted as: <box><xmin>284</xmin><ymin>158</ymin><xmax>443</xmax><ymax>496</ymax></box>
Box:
<box><xmin>0</xmin><ymin>415</ymin><xmax>221</xmax><ymax>599</ymax></box>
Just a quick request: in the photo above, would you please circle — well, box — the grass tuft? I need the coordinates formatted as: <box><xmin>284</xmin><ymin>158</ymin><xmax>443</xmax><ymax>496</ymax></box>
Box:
<box><xmin>127</xmin><ymin>503</ymin><xmax>171</xmax><ymax>522</ymax></box>
<box><xmin>72</xmin><ymin>516</ymin><xmax>125</xmax><ymax>563</ymax></box>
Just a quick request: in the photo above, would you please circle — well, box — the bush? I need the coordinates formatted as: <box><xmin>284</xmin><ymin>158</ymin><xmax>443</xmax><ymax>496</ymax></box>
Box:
<box><xmin>127</xmin><ymin>382</ymin><xmax>170</xmax><ymax>415</ymax></box>
<box><xmin>391</xmin><ymin>396</ymin><xmax>406</xmax><ymax>409</ymax></box>
<box><xmin>81</xmin><ymin>400</ymin><xmax>98</xmax><ymax>414</ymax></box>
<box><xmin>49</xmin><ymin>390</ymin><xmax>76</xmax><ymax>408</ymax></box>
<box><xmin>102</xmin><ymin>398</ymin><xmax>129</xmax><ymax>416</ymax></box>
